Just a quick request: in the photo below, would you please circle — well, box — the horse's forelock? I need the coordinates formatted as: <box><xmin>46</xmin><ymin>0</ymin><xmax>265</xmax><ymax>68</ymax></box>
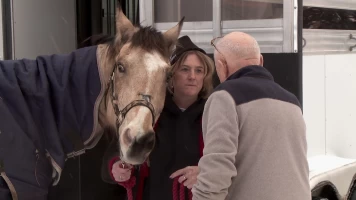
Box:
<box><xmin>130</xmin><ymin>26</ymin><xmax>170</xmax><ymax>58</ymax></box>
<box><xmin>105</xmin><ymin>26</ymin><xmax>170</xmax><ymax>64</ymax></box>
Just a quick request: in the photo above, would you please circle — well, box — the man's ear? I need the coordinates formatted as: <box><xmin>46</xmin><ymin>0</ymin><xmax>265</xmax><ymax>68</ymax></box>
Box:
<box><xmin>217</xmin><ymin>59</ymin><xmax>228</xmax><ymax>82</ymax></box>
<box><xmin>259</xmin><ymin>54</ymin><xmax>264</xmax><ymax>66</ymax></box>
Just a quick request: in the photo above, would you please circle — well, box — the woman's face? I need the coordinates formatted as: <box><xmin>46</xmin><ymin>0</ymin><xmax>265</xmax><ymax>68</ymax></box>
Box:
<box><xmin>172</xmin><ymin>53</ymin><xmax>205</xmax><ymax>98</ymax></box>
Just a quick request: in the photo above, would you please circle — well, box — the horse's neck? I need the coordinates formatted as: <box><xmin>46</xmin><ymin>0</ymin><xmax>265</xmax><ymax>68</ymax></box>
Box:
<box><xmin>97</xmin><ymin>44</ymin><xmax>115</xmax><ymax>84</ymax></box>
<box><xmin>97</xmin><ymin>44</ymin><xmax>117</xmax><ymax>130</ymax></box>
<box><xmin>98</xmin><ymin>93</ymin><xmax>114</xmax><ymax>129</ymax></box>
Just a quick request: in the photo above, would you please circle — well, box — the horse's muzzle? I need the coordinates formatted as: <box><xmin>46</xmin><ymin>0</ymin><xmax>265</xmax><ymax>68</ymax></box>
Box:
<box><xmin>124</xmin><ymin>130</ymin><xmax>155</xmax><ymax>164</ymax></box>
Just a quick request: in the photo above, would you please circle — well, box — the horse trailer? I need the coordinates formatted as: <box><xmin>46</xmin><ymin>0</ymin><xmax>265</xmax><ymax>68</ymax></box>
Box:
<box><xmin>141</xmin><ymin>1</ymin><xmax>356</xmax><ymax>198</ymax></box>
<box><xmin>1</xmin><ymin>0</ymin><xmax>356</xmax><ymax>199</ymax></box>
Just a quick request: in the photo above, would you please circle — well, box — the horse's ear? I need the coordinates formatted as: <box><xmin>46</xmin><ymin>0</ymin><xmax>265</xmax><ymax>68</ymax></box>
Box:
<box><xmin>115</xmin><ymin>3</ymin><xmax>135</xmax><ymax>42</ymax></box>
<box><xmin>163</xmin><ymin>17</ymin><xmax>185</xmax><ymax>53</ymax></box>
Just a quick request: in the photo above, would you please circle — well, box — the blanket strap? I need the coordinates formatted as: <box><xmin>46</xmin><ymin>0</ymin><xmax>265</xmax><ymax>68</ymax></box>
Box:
<box><xmin>66</xmin><ymin>131</ymin><xmax>86</xmax><ymax>158</ymax></box>
<box><xmin>0</xmin><ymin>160</ymin><xmax>19</xmax><ymax>200</ymax></box>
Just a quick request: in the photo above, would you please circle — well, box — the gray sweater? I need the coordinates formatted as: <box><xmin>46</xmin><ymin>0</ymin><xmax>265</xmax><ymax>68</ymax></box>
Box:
<box><xmin>192</xmin><ymin>66</ymin><xmax>311</xmax><ymax>200</ymax></box>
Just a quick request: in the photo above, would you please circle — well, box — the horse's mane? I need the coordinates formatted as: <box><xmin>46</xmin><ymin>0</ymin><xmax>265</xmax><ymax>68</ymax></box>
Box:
<box><xmin>80</xmin><ymin>26</ymin><xmax>169</xmax><ymax>58</ymax></box>
<box><xmin>79</xmin><ymin>34</ymin><xmax>114</xmax><ymax>48</ymax></box>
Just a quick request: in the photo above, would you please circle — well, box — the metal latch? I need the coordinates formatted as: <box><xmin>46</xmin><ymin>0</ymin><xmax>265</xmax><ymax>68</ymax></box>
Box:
<box><xmin>349</xmin><ymin>34</ymin><xmax>356</xmax><ymax>51</ymax></box>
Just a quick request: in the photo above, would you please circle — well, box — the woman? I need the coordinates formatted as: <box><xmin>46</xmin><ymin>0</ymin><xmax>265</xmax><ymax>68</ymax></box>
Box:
<box><xmin>102</xmin><ymin>35</ymin><xmax>215</xmax><ymax>200</ymax></box>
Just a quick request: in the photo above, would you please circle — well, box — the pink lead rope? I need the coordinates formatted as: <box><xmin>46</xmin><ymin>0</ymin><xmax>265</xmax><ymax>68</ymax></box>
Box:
<box><xmin>123</xmin><ymin>176</ymin><xmax>192</xmax><ymax>200</ymax></box>
<box><xmin>172</xmin><ymin>177</ymin><xmax>193</xmax><ymax>200</ymax></box>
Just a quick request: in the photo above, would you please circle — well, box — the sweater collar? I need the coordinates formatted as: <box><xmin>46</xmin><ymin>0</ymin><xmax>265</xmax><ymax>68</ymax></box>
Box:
<box><xmin>226</xmin><ymin>65</ymin><xmax>274</xmax><ymax>81</ymax></box>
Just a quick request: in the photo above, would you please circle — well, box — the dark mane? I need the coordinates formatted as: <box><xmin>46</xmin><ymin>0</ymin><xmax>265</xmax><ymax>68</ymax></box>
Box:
<box><xmin>79</xmin><ymin>34</ymin><xmax>115</xmax><ymax>48</ymax></box>
<box><xmin>130</xmin><ymin>26</ymin><xmax>169</xmax><ymax>58</ymax></box>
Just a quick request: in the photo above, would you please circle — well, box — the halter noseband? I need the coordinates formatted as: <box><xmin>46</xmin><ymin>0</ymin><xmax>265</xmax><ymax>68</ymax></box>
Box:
<box><xmin>110</xmin><ymin>64</ymin><xmax>156</xmax><ymax>131</ymax></box>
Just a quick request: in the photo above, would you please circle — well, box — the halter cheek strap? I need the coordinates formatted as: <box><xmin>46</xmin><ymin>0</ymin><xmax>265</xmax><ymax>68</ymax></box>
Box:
<box><xmin>110</xmin><ymin>64</ymin><xmax>156</xmax><ymax>131</ymax></box>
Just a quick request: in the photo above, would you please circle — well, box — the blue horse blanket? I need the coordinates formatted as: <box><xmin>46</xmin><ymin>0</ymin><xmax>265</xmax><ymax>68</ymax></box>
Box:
<box><xmin>0</xmin><ymin>46</ymin><xmax>104</xmax><ymax>200</ymax></box>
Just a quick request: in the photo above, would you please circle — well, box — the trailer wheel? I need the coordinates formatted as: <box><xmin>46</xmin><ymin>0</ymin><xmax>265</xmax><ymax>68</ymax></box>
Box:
<box><xmin>351</xmin><ymin>191</ymin><xmax>356</xmax><ymax>200</ymax></box>
<box><xmin>312</xmin><ymin>197</ymin><xmax>328</xmax><ymax>200</ymax></box>
<box><xmin>348</xmin><ymin>179</ymin><xmax>356</xmax><ymax>200</ymax></box>
<box><xmin>312</xmin><ymin>182</ymin><xmax>339</xmax><ymax>200</ymax></box>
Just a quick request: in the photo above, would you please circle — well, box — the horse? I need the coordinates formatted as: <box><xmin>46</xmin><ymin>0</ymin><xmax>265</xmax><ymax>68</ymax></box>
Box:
<box><xmin>0</xmin><ymin>3</ymin><xmax>184</xmax><ymax>200</ymax></box>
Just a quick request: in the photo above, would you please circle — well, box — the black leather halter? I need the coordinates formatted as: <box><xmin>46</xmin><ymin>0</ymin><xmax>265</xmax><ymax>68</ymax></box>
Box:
<box><xmin>110</xmin><ymin>64</ymin><xmax>156</xmax><ymax>131</ymax></box>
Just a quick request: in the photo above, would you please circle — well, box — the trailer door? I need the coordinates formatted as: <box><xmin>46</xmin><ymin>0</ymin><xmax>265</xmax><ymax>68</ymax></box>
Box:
<box><xmin>139</xmin><ymin>0</ymin><xmax>302</xmax><ymax>102</ymax></box>
<box><xmin>3</xmin><ymin>0</ymin><xmax>76</xmax><ymax>60</ymax></box>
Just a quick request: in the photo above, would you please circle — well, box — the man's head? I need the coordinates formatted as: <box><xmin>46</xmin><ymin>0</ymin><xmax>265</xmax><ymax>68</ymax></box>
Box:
<box><xmin>211</xmin><ymin>32</ymin><xmax>264</xmax><ymax>82</ymax></box>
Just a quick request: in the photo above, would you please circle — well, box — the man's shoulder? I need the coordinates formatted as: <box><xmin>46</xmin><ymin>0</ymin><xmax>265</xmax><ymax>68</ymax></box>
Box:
<box><xmin>211</xmin><ymin>78</ymin><xmax>301</xmax><ymax>108</ymax></box>
<box><xmin>210</xmin><ymin>79</ymin><xmax>249</xmax><ymax>106</ymax></box>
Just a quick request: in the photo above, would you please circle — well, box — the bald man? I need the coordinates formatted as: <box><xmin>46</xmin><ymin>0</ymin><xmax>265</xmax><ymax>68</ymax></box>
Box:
<box><xmin>192</xmin><ymin>32</ymin><xmax>311</xmax><ymax>200</ymax></box>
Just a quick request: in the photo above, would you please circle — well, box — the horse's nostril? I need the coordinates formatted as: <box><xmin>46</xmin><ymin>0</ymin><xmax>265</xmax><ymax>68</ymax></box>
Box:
<box><xmin>126</xmin><ymin>131</ymin><xmax>155</xmax><ymax>161</ymax></box>
<box><xmin>136</xmin><ymin>132</ymin><xmax>155</xmax><ymax>148</ymax></box>
<box><xmin>123</xmin><ymin>128</ymin><xmax>133</xmax><ymax>145</ymax></box>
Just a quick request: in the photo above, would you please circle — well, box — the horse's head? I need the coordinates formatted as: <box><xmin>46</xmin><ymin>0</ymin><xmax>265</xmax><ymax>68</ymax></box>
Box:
<box><xmin>99</xmin><ymin>4</ymin><xmax>183</xmax><ymax>165</ymax></box>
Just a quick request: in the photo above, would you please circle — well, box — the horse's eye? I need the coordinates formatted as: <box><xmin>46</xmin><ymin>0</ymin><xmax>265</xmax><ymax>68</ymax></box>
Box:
<box><xmin>118</xmin><ymin>64</ymin><xmax>125</xmax><ymax>73</ymax></box>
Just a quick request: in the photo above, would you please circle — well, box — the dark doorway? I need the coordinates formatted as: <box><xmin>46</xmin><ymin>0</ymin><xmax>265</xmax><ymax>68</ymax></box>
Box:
<box><xmin>49</xmin><ymin>1</ymin><xmax>130</xmax><ymax>199</ymax></box>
